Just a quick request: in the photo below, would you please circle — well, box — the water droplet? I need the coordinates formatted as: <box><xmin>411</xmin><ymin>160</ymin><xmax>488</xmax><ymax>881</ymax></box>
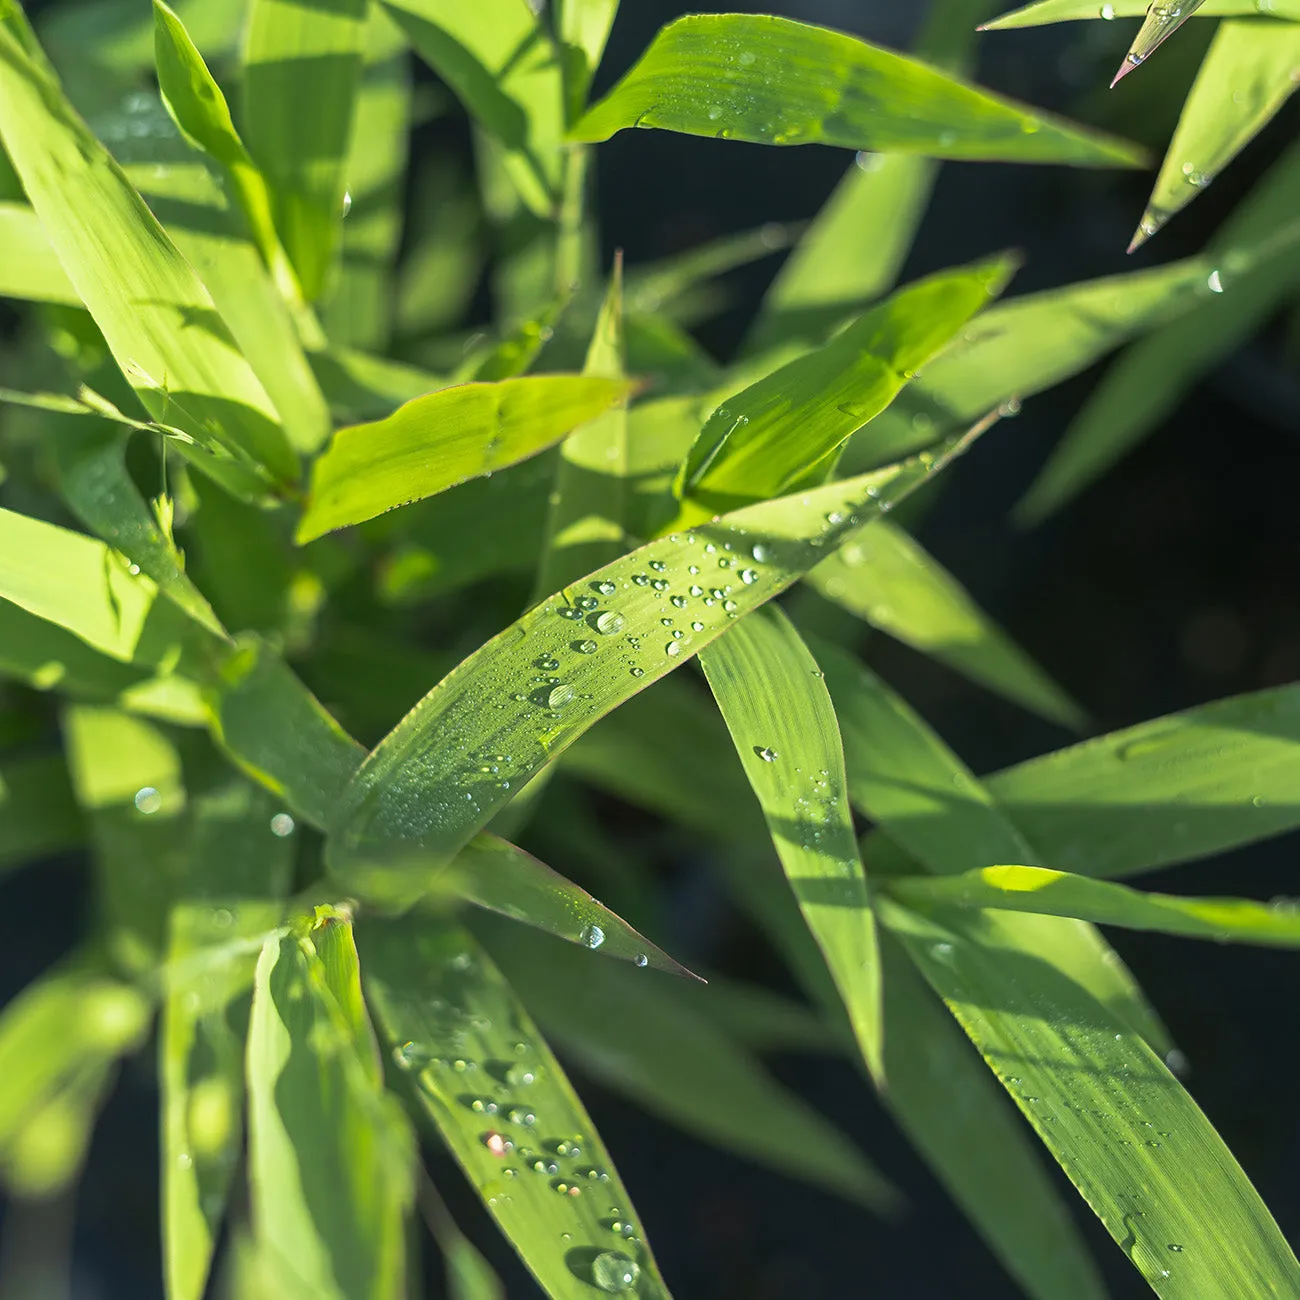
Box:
<box><xmin>670</xmin><ymin>595</ymin><xmax>687</xmax><ymax>608</ymax></box>
<box><xmin>595</xmin><ymin>580</ymin><xmax>617</xmax><ymax>596</ymax></box>
<box><xmin>1167</xmin><ymin>1244</ymin><xmax>1184</xmax><ymax>1253</ymax></box>
<box><xmin>665</xmin><ymin>642</ymin><xmax>681</xmax><ymax>657</ymax></box>
<box><xmin>649</xmin><ymin>560</ymin><xmax>667</xmax><ymax>572</ymax></box>
<box><xmin>595</xmin><ymin>611</ymin><xmax>625</xmax><ymax>635</ymax></box>
<box><xmin>740</xmin><ymin>569</ymin><xmax>758</xmax><ymax>585</ymax></box>
<box><xmin>651</xmin><ymin>579</ymin><xmax>669</xmax><ymax>592</ymax></box>
<box><xmin>535</xmin><ymin>656</ymin><xmax>560</xmax><ymax>671</ymax></box>
<box><xmin>1207</xmin><ymin>269</ymin><xmax>1224</xmax><ymax>293</ymax></box>
<box><xmin>630</xmin><ymin>667</ymin><xmax>645</xmax><ymax>678</ymax></box>
<box><xmin>691</xmin><ymin>621</ymin><xmax>704</xmax><ymax>632</ymax></box>
<box><xmin>576</xmin><ymin>595</ymin><xmax>600</xmax><ymax>611</ymax></box>
<box><xmin>632</xmin><ymin>574</ymin><xmax>650</xmax><ymax>587</ymax></box>
<box><xmin>544</xmin><ymin>685</ymin><xmax>575</xmax><ymax>709</ymax></box>
<box><xmin>688</xmin><ymin>584</ymin><xmax>704</xmax><ymax>597</ymax></box>
<box><xmin>573</xmin><ymin>640</ymin><xmax>598</xmax><ymax>655</ymax></box>
<box><xmin>557</xmin><ymin>606</ymin><xmax>584</xmax><ymax>620</ymax></box>
<box><xmin>754</xmin><ymin>746</ymin><xmax>778</xmax><ymax>762</ymax></box>
<box><xmin>270</xmin><ymin>812</ymin><xmax>295</xmax><ymax>837</ymax></box>
<box><xmin>581</xmin><ymin>924</ymin><xmax>606</xmax><ymax>949</ymax></box>
<box><xmin>634</xmin><ymin>954</ymin><xmax>648</xmax><ymax>968</ymax></box>
<box><xmin>751</xmin><ymin>543</ymin><xmax>769</xmax><ymax>562</ymax></box>
<box><xmin>1100</xmin><ymin>3</ymin><xmax>1115</xmax><ymax>17</ymax></box>
<box><xmin>176</xmin><ymin>1152</ymin><xmax>193</xmax><ymax>1171</ymax></box>
<box><xmin>134</xmin><ymin>786</ymin><xmax>162</xmax><ymax>814</ymax></box>
<box><xmin>591</xmin><ymin>1252</ymin><xmax>640</xmax><ymax>1293</ymax></box>
<box><xmin>212</xmin><ymin>907</ymin><xmax>233</xmax><ymax>928</ymax></box>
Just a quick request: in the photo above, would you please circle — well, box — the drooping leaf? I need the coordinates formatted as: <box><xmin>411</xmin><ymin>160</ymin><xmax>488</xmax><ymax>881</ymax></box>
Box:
<box><xmin>571</xmin><ymin>13</ymin><xmax>1147</xmax><ymax>168</ymax></box>
<box><xmin>806</xmin><ymin>519</ymin><xmax>1086</xmax><ymax>729</ymax></box>
<box><xmin>359</xmin><ymin>917</ymin><xmax>672</xmax><ymax>1300</ymax></box>
<box><xmin>889</xmin><ymin>864</ymin><xmax>1300</xmax><ymax>946</ymax></box>
<box><xmin>241</xmin><ymin>0</ymin><xmax>369</xmax><ymax>300</ymax></box>
<box><xmin>0</xmin><ymin>23</ymin><xmax>298</xmax><ymax>496</ymax></box>
<box><xmin>482</xmin><ymin>917</ymin><xmax>899</xmax><ymax>1212</ymax></box>
<box><xmin>0</xmin><ymin>751</ymin><xmax>84</xmax><ymax>873</ymax></box>
<box><xmin>1132</xmin><ymin>19</ymin><xmax>1300</xmax><ymax>248</ymax></box>
<box><xmin>247</xmin><ymin>912</ymin><xmax>413</xmax><ymax>1300</ymax></box>
<box><xmin>0</xmin><ymin>201</ymin><xmax>79</xmax><ymax>304</ymax></box>
<box><xmin>297</xmin><ymin>376</ymin><xmax>635</xmax><ymax>541</ymax></box>
<box><xmin>326</xmin><ymin>437</ymin><xmax>972</xmax><ymax>906</ymax></box>
<box><xmin>888</xmin><ymin>900</ymin><xmax>1300</xmax><ymax>1297</ymax></box>
<box><xmin>674</xmin><ymin>257</ymin><xmax>1015</xmax><ymax>521</ymax></box>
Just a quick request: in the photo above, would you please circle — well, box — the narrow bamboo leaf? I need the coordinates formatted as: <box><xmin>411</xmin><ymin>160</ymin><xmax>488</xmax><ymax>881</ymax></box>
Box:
<box><xmin>535</xmin><ymin>262</ymin><xmax>628</xmax><ymax>598</ymax></box>
<box><xmin>0</xmin><ymin>963</ymin><xmax>150</xmax><ymax>1196</ymax></box>
<box><xmin>985</xmin><ymin>682</ymin><xmax>1300</xmax><ymax>880</ymax></box>
<box><xmin>746</xmin><ymin>0</ymin><xmax>996</xmax><ymax>353</ymax></box>
<box><xmin>162</xmin><ymin>772</ymin><xmax>295</xmax><ymax>1300</ymax></box>
<box><xmin>699</xmin><ymin>607</ymin><xmax>885</xmax><ymax>1078</ymax></box>
<box><xmin>482</xmin><ymin>918</ymin><xmax>899</xmax><ymax>1211</ymax></box>
<box><xmin>1131</xmin><ymin>19</ymin><xmax>1300</xmax><ymax>247</ymax></box>
<box><xmin>570</xmin><ymin>14</ymin><xmax>1148</xmax><ymax>168</ymax></box>
<box><xmin>327</xmin><ymin>438</ymin><xmax>969</xmax><ymax>905</ymax></box>
<box><xmin>855</xmin><ymin>255</ymin><xmax>1220</xmax><ymax>472</ymax></box>
<box><xmin>675</xmin><ymin>258</ymin><xmax>1014</xmax><ymax>519</ymax></box>
<box><xmin>247</xmin><ymin>913</ymin><xmax>413</xmax><ymax>1300</ymax></box>
<box><xmin>890</xmin><ymin>864</ymin><xmax>1300</xmax><ymax>946</ymax></box>
<box><xmin>446</xmin><ymin>834</ymin><xmax>693</xmax><ymax>978</ymax></box>
<box><xmin>815</xmin><ymin>642</ymin><xmax>1171</xmax><ymax>1052</ymax></box>
<box><xmin>102</xmin><ymin>87</ymin><xmax>332</xmax><ymax>458</ymax></box>
<box><xmin>872</xmin><ymin>930</ymin><xmax>1106</xmax><ymax>1300</ymax></box>
<box><xmin>807</xmin><ymin>519</ymin><xmax>1086</xmax><ymax>729</ymax></box>
<box><xmin>241</xmin><ymin>0</ymin><xmax>368</xmax><ymax>300</ymax></box>
<box><xmin>0</xmin><ymin>752</ymin><xmax>83</xmax><ymax>872</ymax></box>
<box><xmin>50</xmin><ymin>421</ymin><xmax>225</xmax><ymax>638</ymax></box>
<box><xmin>556</xmin><ymin>0</ymin><xmax>620</xmax><ymax>119</ymax></box>
<box><xmin>0</xmin><ymin>506</ymin><xmax>219</xmax><ymax>670</ymax></box>
<box><xmin>1016</xmin><ymin>138</ymin><xmax>1300</xmax><ymax>523</ymax></box>
<box><xmin>1111</xmin><ymin>0</ymin><xmax>1210</xmax><ymax>86</ymax></box>
<box><xmin>298</xmin><ymin>376</ymin><xmax>634</xmax><ymax>541</ymax></box>
<box><xmin>889</xmin><ymin>900</ymin><xmax>1300</xmax><ymax>1297</ymax></box>
<box><xmin>0</xmin><ymin>201</ymin><xmax>79</xmax><ymax>304</ymax></box>
<box><xmin>207</xmin><ymin>637</ymin><xmax>365</xmax><ymax>831</ymax></box>
<box><xmin>982</xmin><ymin>0</ymin><xmax>1300</xmax><ymax>25</ymax></box>
<box><xmin>0</xmin><ymin>25</ymin><xmax>297</xmax><ymax>492</ymax></box>
<box><xmin>380</xmin><ymin>0</ymin><xmax>564</xmax><ymax>218</ymax></box>
<box><xmin>359</xmin><ymin>917</ymin><xmax>672</xmax><ymax>1300</ymax></box>
<box><xmin>322</xmin><ymin>8</ymin><xmax>411</xmax><ymax>350</ymax></box>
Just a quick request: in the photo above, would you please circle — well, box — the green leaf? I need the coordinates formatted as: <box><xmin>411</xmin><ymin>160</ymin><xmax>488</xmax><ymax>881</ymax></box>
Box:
<box><xmin>0</xmin><ymin>201</ymin><xmax>79</xmax><ymax>303</ymax></box>
<box><xmin>161</xmin><ymin>771</ymin><xmax>295</xmax><ymax>1300</ymax></box>
<box><xmin>675</xmin><ymin>257</ymin><xmax>1015</xmax><ymax>519</ymax></box>
<box><xmin>247</xmin><ymin>913</ymin><xmax>413</xmax><ymax>1300</ymax></box>
<box><xmin>358</xmin><ymin>916</ymin><xmax>672</xmax><ymax>1300</ymax></box>
<box><xmin>1014</xmin><ymin>138</ymin><xmax>1300</xmax><ymax>523</ymax></box>
<box><xmin>815</xmin><ymin>642</ymin><xmax>1171</xmax><ymax>1052</ymax></box>
<box><xmin>0</xmin><ymin>23</ymin><xmax>298</xmax><ymax>495</ymax></box>
<box><xmin>556</xmin><ymin>0</ymin><xmax>619</xmax><ymax>120</ymax></box>
<box><xmin>888</xmin><ymin>900</ymin><xmax>1300</xmax><ymax>1297</ymax></box>
<box><xmin>871</xmin><ymin>930</ymin><xmax>1106</xmax><ymax>1300</ymax></box>
<box><xmin>889</xmin><ymin>864</ymin><xmax>1300</xmax><ymax>946</ymax></box>
<box><xmin>0</xmin><ymin>751</ymin><xmax>83</xmax><ymax>873</ymax></box>
<box><xmin>698</xmin><ymin>606</ymin><xmax>885</xmax><ymax>1075</ymax></box>
<box><xmin>326</xmin><ymin>437</ymin><xmax>969</xmax><ymax>906</ymax></box>
<box><xmin>570</xmin><ymin>13</ymin><xmax>1148</xmax><ymax>168</ymax></box>
<box><xmin>1111</xmin><ymin>0</ymin><xmax>1211</xmax><ymax>85</ymax></box>
<box><xmin>985</xmin><ymin>682</ymin><xmax>1300</xmax><ymax>880</ymax></box>
<box><xmin>0</xmin><ymin>505</ymin><xmax>218</xmax><ymax>670</ymax></box>
<box><xmin>982</xmin><ymin>0</ymin><xmax>1300</xmax><ymax>25</ymax></box>
<box><xmin>417</xmin><ymin>1176</ymin><xmax>506</xmax><ymax>1300</ymax></box>
<box><xmin>806</xmin><ymin>519</ymin><xmax>1086</xmax><ymax>729</ymax></box>
<box><xmin>381</xmin><ymin>0</ymin><xmax>564</xmax><ymax>218</ymax></box>
<box><xmin>535</xmin><ymin>262</ymin><xmax>628</xmax><ymax>598</ymax></box>
<box><xmin>1131</xmin><ymin>19</ymin><xmax>1300</xmax><ymax>248</ymax></box>
<box><xmin>297</xmin><ymin>376</ymin><xmax>635</xmax><ymax>542</ymax></box>
<box><xmin>241</xmin><ymin>0</ymin><xmax>369</xmax><ymax>300</ymax></box>
<box><xmin>482</xmin><ymin>917</ymin><xmax>900</xmax><ymax>1212</ymax></box>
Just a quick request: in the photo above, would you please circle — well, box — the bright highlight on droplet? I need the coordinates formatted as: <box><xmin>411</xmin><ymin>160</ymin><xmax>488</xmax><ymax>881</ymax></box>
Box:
<box><xmin>270</xmin><ymin>813</ymin><xmax>296</xmax><ymax>837</ymax></box>
<box><xmin>134</xmin><ymin>786</ymin><xmax>162</xmax><ymax>814</ymax></box>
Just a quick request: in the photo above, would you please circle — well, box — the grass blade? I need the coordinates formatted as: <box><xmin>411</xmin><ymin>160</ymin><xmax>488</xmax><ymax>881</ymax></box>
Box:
<box><xmin>1131</xmin><ymin>18</ymin><xmax>1300</xmax><ymax>247</ymax></box>
<box><xmin>674</xmin><ymin>257</ymin><xmax>1015</xmax><ymax>520</ymax></box>
<box><xmin>571</xmin><ymin>13</ymin><xmax>1147</xmax><ymax>168</ymax></box>
<box><xmin>888</xmin><ymin>900</ymin><xmax>1300</xmax><ymax>1297</ymax></box>
<box><xmin>890</xmin><ymin>864</ymin><xmax>1300</xmax><ymax>946</ymax></box>
<box><xmin>326</xmin><ymin>437</ymin><xmax>969</xmax><ymax>905</ymax></box>
<box><xmin>247</xmin><ymin>911</ymin><xmax>414</xmax><ymax>1300</ymax></box>
<box><xmin>240</xmin><ymin>0</ymin><xmax>368</xmax><ymax>300</ymax></box>
<box><xmin>297</xmin><ymin>376</ymin><xmax>634</xmax><ymax>542</ymax></box>
<box><xmin>482</xmin><ymin>917</ymin><xmax>900</xmax><ymax>1213</ymax></box>
<box><xmin>807</xmin><ymin>519</ymin><xmax>1086</xmax><ymax>729</ymax></box>
<box><xmin>359</xmin><ymin>917</ymin><xmax>673</xmax><ymax>1300</ymax></box>
<box><xmin>0</xmin><ymin>21</ymin><xmax>298</xmax><ymax>495</ymax></box>
<box><xmin>0</xmin><ymin>752</ymin><xmax>83</xmax><ymax>873</ymax></box>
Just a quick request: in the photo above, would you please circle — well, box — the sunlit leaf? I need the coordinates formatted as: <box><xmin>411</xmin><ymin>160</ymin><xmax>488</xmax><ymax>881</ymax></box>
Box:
<box><xmin>0</xmin><ymin>201</ymin><xmax>79</xmax><ymax>304</ymax></box>
<box><xmin>360</xmin><ymin>917</ymin><xmax>672</xmax><ymax>1300</ymax></box>
<box><xmin>571</xmin><ymin>13</ymin><xmax>1148</xmax><ymax>168</ymax></box>
<box><xmin>556</xmin><ymin>0</ymin><xmax>619</xmax><ymax>120</ymax></box>
<box><xmin>247</xmin><ymin>911</ymin><xmax>413</xmax><ymax>1300</ymax></box>
<box><xmin>1131</xmin><ymin>19</ymin><xmax>1300</xmax><ymax>247</ymax></box>
<box><xmin>482</xmin><ymin>917</ymin><xmax>899</xmax><ymax>1211</ymax></box>
<box><xmin>297</xmin><ymin>376</ymin><xmax>634</xmax><ymax>541</ymax></box>
<box><xmin>982</xmin><ymin>0</ymin><xmax>1299</xmax><ymax>24</ymax></box>
<box><xmin>888</xmin><ymin>900</ymin><xmax>1300</xmax><ymax>1297</ymax></box>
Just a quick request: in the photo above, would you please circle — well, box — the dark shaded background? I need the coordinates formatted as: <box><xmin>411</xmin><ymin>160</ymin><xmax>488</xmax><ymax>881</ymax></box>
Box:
<box><xmin>2</xmin><ymin>1</ymin><xmax>1299</xmax><ymax>1296</ymax></box>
